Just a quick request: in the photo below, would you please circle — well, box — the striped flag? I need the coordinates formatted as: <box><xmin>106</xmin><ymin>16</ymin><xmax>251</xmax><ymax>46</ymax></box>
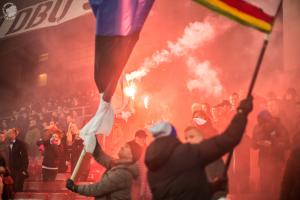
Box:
<box><xmin>89</xmin><ymin>0</ymin><xmax>155</xmax><ymax>36</ymax></box>
<box><xmin>194</xmin><ymin>0</ymin><xmax>281</xmax><ymax>33</ymax></box>
<box><xmin>80</xmin><ymin>0</ymin><xmax>155</xmax><ymax>153</ymax></box>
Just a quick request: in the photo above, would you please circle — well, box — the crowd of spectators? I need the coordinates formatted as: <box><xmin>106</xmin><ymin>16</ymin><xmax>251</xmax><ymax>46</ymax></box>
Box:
<box><xmin>188</xmin><ymin>88</ymin><xmax>299</xmax><ymax>199</ymax></box>
<box><xmin>0</xmin><ymin>87</ymin><xmax>299</xmax><ymax>199</ymax></box>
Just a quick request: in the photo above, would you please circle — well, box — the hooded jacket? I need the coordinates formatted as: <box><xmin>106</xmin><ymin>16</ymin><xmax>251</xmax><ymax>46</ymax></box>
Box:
<box><xmin>77</xmin><ymin>144</ymin><xmax>139</xmax><ymax>200</ymax></box>
<box><xmin>280</xmin><ymin>147</ymin><xmax>300</xmax><ymax>200</ymax></box>
<box><xmin>145</xmin><ymin>112</ymin><xmax>248</xmax><ymax>200</ymax></box>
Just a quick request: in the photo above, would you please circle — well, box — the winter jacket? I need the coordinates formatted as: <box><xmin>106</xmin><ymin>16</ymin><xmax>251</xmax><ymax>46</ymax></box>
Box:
<box><xmin>252</xmin><ymin>117</ymin><xmax>289</xmax><ymax>167</ymax></box>
<box><xmin>8</xmin><ymin>139</ymin><xmax>28</xmax><ymax>172</ymax></box>
<box><xmin>280</xmin><ymin>147</ymin><xmax>300</xmax><ymax>200</ymax></box>
<box><xmin>145</xmin><ymin>112</ymin><xmax>248</xmax><ymax>200</ymax></box>
<box><xmin>77</xmin><ymin>144</ymin><xmax>139</xmax><ymax>200</ymax></box>
<box><xmin>37</xmin><ymin>140</ymin><xmax>63</xmax><ymax>169</ymax></box>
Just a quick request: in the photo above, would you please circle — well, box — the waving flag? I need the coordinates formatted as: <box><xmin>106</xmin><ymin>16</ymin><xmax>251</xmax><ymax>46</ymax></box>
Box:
<box><xmin>80</xmin><ymin>0</ymin><xmax>155</xmax><ymax>154</ymax></box>
<box><xmin>90</xmin><ymin>0</ymin><xmax>155</xmax><ymax>36</ymax></box>
<box><xmin>194</xmin><ymin>0</ymin><xmax>281</xmax><ymax>33</ymax></box>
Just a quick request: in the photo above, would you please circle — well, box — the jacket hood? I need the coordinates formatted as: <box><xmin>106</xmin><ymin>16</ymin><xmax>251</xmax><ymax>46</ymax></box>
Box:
<box><xmin>145</xmin><ymin>136</ymin><xmax>180</xmax><ymax>171</ymax></box>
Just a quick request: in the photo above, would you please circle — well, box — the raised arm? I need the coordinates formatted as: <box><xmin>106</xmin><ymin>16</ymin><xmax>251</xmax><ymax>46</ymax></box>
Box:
<box><xmin>194</xmin><ymin>97</ymin><xmax>253</xmax><ymax>166</ymax></box>
<box><xmin>92</xmin><ymin>140</ymin><xmax>114</xmax><ymax>169</ymax></box>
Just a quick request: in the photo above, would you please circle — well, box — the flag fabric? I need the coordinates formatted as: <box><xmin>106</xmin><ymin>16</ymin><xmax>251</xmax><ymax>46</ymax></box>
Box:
<box><xmin>194</xmin><ymin>0</ymin><xmax>281</xmax><ymax>33</ymax></box>
<box><xmin>89</xmin><ymin>0</ymin><xmax>155</xmax><ymax>36</ymax></box>
<box><xmin>80</xmin><ymin>95</ymin><xmax>114</xmax><ymax>153</ymax></box>
<box><xmin>80</xmin><ymin>0</ymin><xmax>154</xmax><ymax>153</ymax></box>
<box><xmin>90</xmin><ymin>0</ymin><xmax>155</xmax><ymax>94</ymax></box>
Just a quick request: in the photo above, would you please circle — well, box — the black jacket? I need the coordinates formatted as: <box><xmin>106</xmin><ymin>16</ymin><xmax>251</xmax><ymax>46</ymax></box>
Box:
<box><xmin>8</xmin><ymin>139</ymin><xmax>28</xmax><ymax>172</ymax></box>
<box><xmin>280</xmin><ymin>147</ymin><xmax>300</xmax><ymax>200</ymax></box>
<box><xmin>252</xmin><ymin>118</ymin><xmax>289</xmax><ymax>167</ymax></box>
<box><xmin>37</xmin><ymin>140</ymin><xmax>63</xmax><ymax>168</ymax></box>
<box><xmin>145</xmin><ymin>112</ymin><xmax>248</xmax><ymax>200</ymax></box>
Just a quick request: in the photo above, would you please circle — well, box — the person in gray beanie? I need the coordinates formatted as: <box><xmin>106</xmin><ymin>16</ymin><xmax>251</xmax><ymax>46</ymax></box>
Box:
<box><xmin>145</xmin><ymin>97</ymin><xmax>253</xmax><ymax>200</ymax></box>
<box><xmin>66</xmin><ymin>138</ymin><xmax>142</xmax><ymax>200</ymax></box>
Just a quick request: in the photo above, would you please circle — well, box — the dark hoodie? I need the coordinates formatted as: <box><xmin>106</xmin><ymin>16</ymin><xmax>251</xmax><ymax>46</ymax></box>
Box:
<box><xmin>280</xmin><ymin>133</ymin><xmax>300</xmax><ymax>200</ymax></box>
<box><xmin>145</xmin><ymin>112</ymin><xmax>248</xmax><ymax>200</ymax></box>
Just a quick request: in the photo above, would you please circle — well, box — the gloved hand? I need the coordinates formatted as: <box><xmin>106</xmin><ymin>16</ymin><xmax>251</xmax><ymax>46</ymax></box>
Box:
<box><xmin>237</xmin><ymin>96</ymin><xmax>253</xmax><ymax>115</ymax></box>
<box><xmin>66</xmin><ymin>179</ymin><xmax>78</xmax><ymax>192</ymax></box>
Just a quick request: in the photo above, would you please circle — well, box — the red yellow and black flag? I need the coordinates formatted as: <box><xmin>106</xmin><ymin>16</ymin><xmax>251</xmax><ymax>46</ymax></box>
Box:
<box><xmin>194</xmin><ymin>0</ymin><xmax>281</xmax><ymax>33</ymax></box>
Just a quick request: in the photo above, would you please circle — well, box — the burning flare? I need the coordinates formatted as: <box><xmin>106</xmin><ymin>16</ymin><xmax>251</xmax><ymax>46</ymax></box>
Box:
<box><xmin>144</xmin><ymin>96</ymin><xmax>149</xmax><ymax>109</ymax></box>
<box><xmin>124</xmin><ymin>81</ymin><xmax>137</xmax><ymax>99</ymax></box>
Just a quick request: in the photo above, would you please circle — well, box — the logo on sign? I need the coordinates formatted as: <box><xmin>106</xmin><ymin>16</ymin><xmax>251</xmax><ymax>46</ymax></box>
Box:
<box><xmin>2</xmin><ymin>2</ymin><xmax>17</xmax><ymax>20</ymax></box>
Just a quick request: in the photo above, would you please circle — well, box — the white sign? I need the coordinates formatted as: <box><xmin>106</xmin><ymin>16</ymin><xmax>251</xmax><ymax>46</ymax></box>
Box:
<box><xmin>0</xmin><ymin>0</ymin><xmax>91</xmax><ymax>39</ymax></box>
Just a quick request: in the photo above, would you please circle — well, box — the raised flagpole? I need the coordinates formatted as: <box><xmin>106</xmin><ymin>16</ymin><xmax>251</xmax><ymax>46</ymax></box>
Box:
<box><xmin>222</xmin><ymin>0</ymin><xmax>283</xmax><ymax>180</ymax></box>
<box><xmin>70</xmin><ymin>149</ymin><xmax>86</xmax><ymax>180</ymax></box>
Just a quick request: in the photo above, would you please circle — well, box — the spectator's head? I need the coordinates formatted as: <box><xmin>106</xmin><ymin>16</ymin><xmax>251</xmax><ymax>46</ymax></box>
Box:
<box><xmin>72</xmin><ymin>110</ymin><xmax>78</xmax><ymax>117</ymax></box>
<box><xmin>57</xmin><ymin>106</ymin><xmax>63</xmax><ymax>113</ymax></box>
<box><xmin>211</xmin><ymin>104</ymin><xmax>223</xmax><ymax>120</ymax></box>
<box><xmin>73</xmin><ymin>98</ymin><xmax>79</xmax><ymax>106</ymax></box>
<box><xmin>59</xmin><ymin>112</ymin><xmax>65</xmax><ymax>119</ymax></box>
<box><xmin>21</xmin><ymin>112</ymin><xmax>28</xmax><ymax>119</ymax></box>
<box><xmin>20</xmin><ymin>106</ymin><xmax>26</xmax><ymax>112</ymax></box>
<box><xmin>31</xmin><ymin>110</ymin><xmax>37</xmax><ymax>116</ymax></box>
<box><xmin>42</xmin><ymin>121</ymin><xmax>48</xmax><ymax>129</ymax></box>
<box><xmin>192</xmin><ymin>103</ymin><xmax>211</xmax><ymax>117</ymax></box>
<box><xmin>134</xmin><ymin>129</ymin><xmax>147</xmax><ymax>146</ymax></box>
<box><xmin>148</xmin><ymin>121</ymin><xmax>177</xmax><ymax>139</ymax></box>
<box><xmin>7</xmin><ymin>128</ymin><xmax>18</xmax><ymax>141</ymax></box>
<box><xmin>257</xmin><ymin>110</ymin><xmax>275</xmax><ymax>132</ymax></box>
<box><xmin>257</xmin><ymin>110</ymin><xmax>273</xmax><ymax>124</ymax></box>
<box><xmin>69</xmin><ymin>123</ymin><xmax>79</xmax><ymax>135</ymax></box>
<box><xmin>66</xmin><ymin>115</ymin><xmax>73</xmax><ymax>124</ymax></box>
<box><xmin>12</xmin><ymin>111</ymin><xmax>18</xmax><ymax>118</ymax></box>
<box><xmin>192</xmin><ymin>110</ymin><xmax>211</xmax><ymax>126</ymax></box>
<box><xmin>38</xmin><ymin>113</ymin><xmax>44</xmax><ymax>121</ymax></box>
<box><xmin>48</xmin><ymin>121</ymin><xmax>58</xmax><ymax>130</ymax></box>
<box><xmin>284</xmin><ymin>88</ymin><xmax>297</xmax><ymax>101</ymax></box>
<box><xmin>51</xmin><ymin>111</ymin><xmax>58</xmax><ymax>118</ymax></box>
<box><xmin>0</xmin><ymin>130</ymin><xmax>6</xmax><ymax>143</ymax></box>
<box><xmin>118</xmin><ymin>141</ymin><xmax>142</xmax><ymax>163</ymax></box>
<box><xmin>230</xmin><ymin>92</ymin><xmax>240</xmax><ymax>108</ymax></box>
<box><xmin>63</xmin><ymin>107</ymin><xmax>69</xmax><ymax>114</ymax></box>
<box><xmin>184</xmin><ymin>126</ymin><xmax>203</xmax><ymax>144</ymax></box>
<box><xmin>221</xmin><ymin>100</ymin><xmax>231</xmax><ymax>113</ymax></box>
<box><xmin>41</xmin><ymin>106</ymin><xmax>47</xmax><ymax>113</ymax></box>
<box><xmin>267</xmin><ymin>99</ymin><xmax>280</xmax><ymax>117</ymax></box>
<box><xmin>50</xmin><ymin>131</ymin><xmax>62</xmax><ymax>145</ymax></box>
<box><xmin>200</xmin><ymin>103</ymin><xmax>210</xmax><ymax>114</ymax></box>
<box><xmin>29</xmin><ymin>118</ymin><xmax>37</xmax><ymax>128</ymax></box>
<box><xmin>1</xmin><ymin>120</ymin><xmax>8</xmax><ymax>129</ymax></box>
